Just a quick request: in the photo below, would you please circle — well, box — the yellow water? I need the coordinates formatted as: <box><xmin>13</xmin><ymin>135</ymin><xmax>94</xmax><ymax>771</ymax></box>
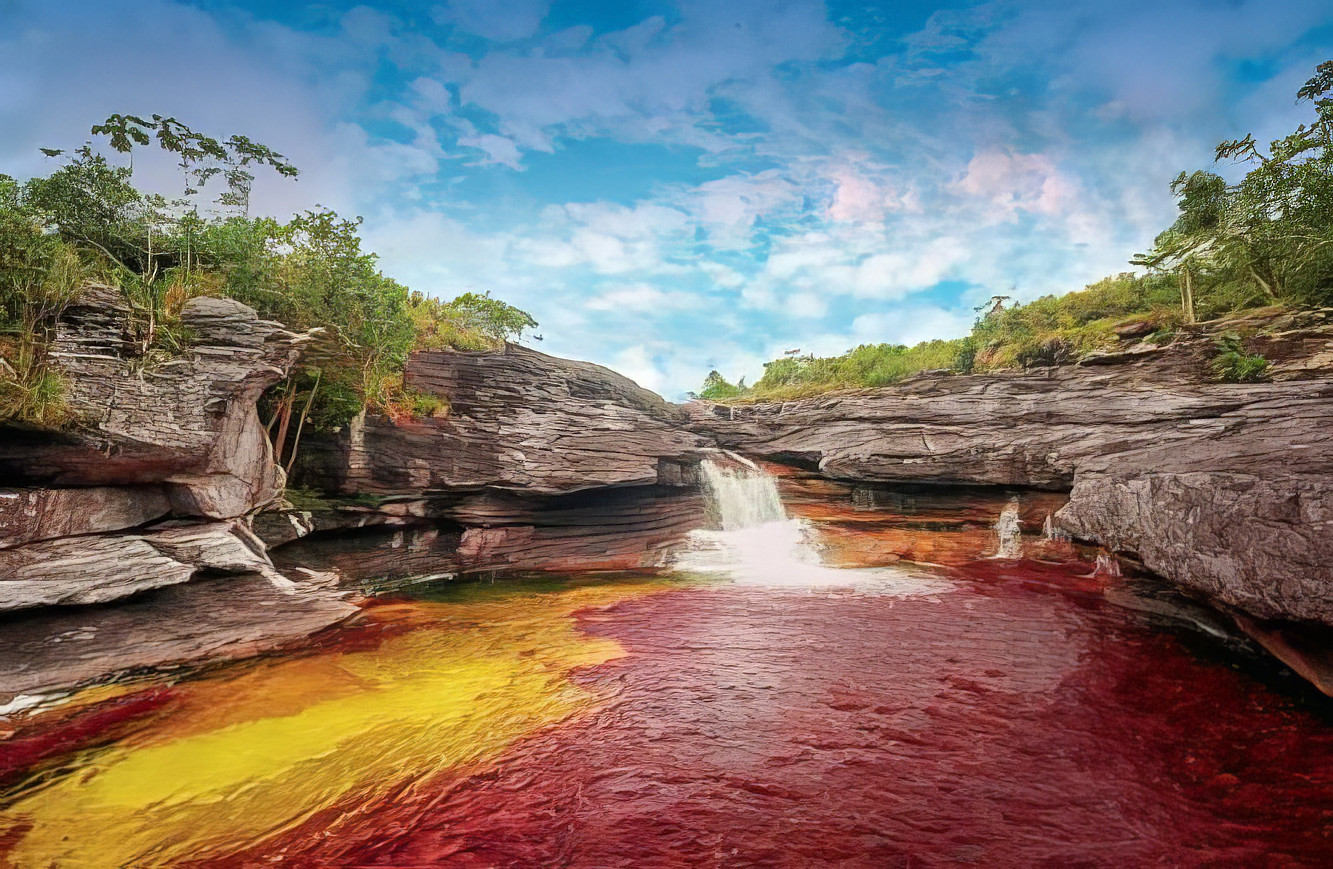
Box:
<box><xmin>0</xmin><ymin>577</ymin><xmax>671</xmax><ymax>868</ymax></box>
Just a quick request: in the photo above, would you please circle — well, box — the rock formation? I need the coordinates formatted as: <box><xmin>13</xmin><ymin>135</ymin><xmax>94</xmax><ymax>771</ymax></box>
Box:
<box><xmin>689</xmin><ymin>310</ymin><xmax>1333</xmax><ymax>626</ymax></box>
<box><xmin>0</xmin><ymin>288</ymin><xmax>319</xmax><ymax>614</ymax></box>
<box><xmin>270</xmin><ymin>345</ymin><xmax>716</xmax><ymax>589</ymax></box>
<box><xmin>296</xmin><ymin>343</ymin><xmax>710</xmax><ymax>497</ymax></box>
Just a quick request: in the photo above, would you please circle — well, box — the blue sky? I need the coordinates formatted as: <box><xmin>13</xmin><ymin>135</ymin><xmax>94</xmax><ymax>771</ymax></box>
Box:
<box><xmin>3</xmin><ymin>0</ymin><xmax>1332</xmax><ymax>397</ymax></box>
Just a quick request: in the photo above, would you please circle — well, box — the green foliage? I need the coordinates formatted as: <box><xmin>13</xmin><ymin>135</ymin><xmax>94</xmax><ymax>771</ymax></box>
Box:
<box><xmin>0</xmin><ymin>364</ymin><xmax>74</xmax><ymax>428</ymax></box>
<box><xmin>1212</xmin><ymin>333</ymin><xmax>1270</xmax><ymax>383</ymax></box>
<box><xmin>282</xmin><ymin>486</ymin><xmax>336</xmax><ymax>513</ymax></box>
<box><xmin>1</xmin><ymin>116</ymin><xmax>534</xmax><ymax>435</ymax></box>
<box><xmin>85</xmin><ymin>113</ymin><xmax>298</xmax><ymax>212</ymax></box>
<box><xmin>694</xmin><ymin>370</ymin><xmax>747</xmax><ymax>400</ymax></box>
<box><xmin>409</xmin><ymin>290</ymin><xmax>537</xmax><ymax>352</ymax></box>
<box><xmin>1135</xmin><ymin>60</ymin><xmax>1333</xmax><ymax>315</ymax></box>
<box><xmin>0</xmin><ymin>186</ymin><xmax>89</xmax><ymax>425</ymax></box>
<box><xmin>408</xmin><ymin>391</ymin><xmax>450</xmax><ymax>420</ymax></box>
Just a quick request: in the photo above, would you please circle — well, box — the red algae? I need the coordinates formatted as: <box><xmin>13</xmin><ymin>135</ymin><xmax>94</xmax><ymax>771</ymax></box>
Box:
<box><xmin>0</xmin><ymin>688</ymin><xmax>175</xmax><ymax>786</ymax></box>
<box><xmin>231</xmin><ymin>562</ymin><xmax>1333</xmax><ymax>868</ymax></box>
<box><xmin>7</xmin><ymin>486</ymin><xmax>1333</xmax><ymax>867</ymax></box>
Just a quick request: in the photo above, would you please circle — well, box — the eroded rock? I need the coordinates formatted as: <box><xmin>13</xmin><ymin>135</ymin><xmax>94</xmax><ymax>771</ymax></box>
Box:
<box><xmin>0</xmin><ymin>520</ymin><xmax>288</xmax><ymax>613</ymax></box>
<box><xmin>0</xmin><ymin>574</ymin><xmax>358</xmax><ymax>707</ymax></box>
<box><xmin>689</xmin><ymin>313</ymin><xmax>1333</xmax><ymax>626</ymax></box>
<box><xmin>297</xmin><ymin>344</ymin><xmax>710</xmax><ymax>496</ymax></box>
<box><xmin>0</xmin><ymin>288</ymin><xmax>305</xmax><ymax>519</ymax></box>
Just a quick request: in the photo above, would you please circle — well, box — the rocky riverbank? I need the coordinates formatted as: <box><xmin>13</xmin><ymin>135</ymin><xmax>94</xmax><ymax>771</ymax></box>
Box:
<box><xmin>688</xmin><ymin>309</ymin><xmax>1333</xmax><ymax>658</ymax></box>
<box><xmin>4</xmin><ymin>291</ymin><xmax>1333</xmax><ymax>703</ymax></box>
<box><xmin>0</xmin><ymin>290</ymin><xmax>716</xmax><ymax>706</ymax></box>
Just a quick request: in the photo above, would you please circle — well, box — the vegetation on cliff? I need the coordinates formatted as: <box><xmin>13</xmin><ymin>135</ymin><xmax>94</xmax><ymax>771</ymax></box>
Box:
<box><xmin>697</xmin><ymin>60</ymin><xmax>1333</xmax><ymax>402</ymax></box>
<box><xmin>0</xmin><ymin>114</ymin><xmax>536</xmax><ymax>437</ymax></box>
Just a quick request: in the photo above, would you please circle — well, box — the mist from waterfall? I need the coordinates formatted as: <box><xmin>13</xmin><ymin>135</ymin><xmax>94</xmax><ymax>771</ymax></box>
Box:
<box><xmin>677</xmin><ymin>458</ymin><xmax>950</xmax><ymax>594</ymax></box>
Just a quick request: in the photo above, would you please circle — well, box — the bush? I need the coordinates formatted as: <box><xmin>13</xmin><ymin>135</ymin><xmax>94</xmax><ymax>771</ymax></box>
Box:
<box><xmin>1212</xmin><ymin>333</ymin><xmax>1270</xmax><ymax>382</ymax></box>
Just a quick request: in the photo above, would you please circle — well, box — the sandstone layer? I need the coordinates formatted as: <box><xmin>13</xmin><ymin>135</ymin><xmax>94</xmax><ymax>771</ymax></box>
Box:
<box><xmin>0</xmin><ymin>287</ymin><xmax>305</xmax><ymax>518</ymax></box>
<box><xmin>297</xmin><ymin>343</ymin><xmax>710</xmax><ymax>497</ymax></box>
<box><xmin>0</xmin><ymin>289</ymin><xmax>313</xmax><ymax>614</ymax></box>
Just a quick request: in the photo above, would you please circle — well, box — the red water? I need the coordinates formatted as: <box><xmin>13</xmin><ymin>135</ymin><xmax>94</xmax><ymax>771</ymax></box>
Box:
<box><xmin>232</xmin><ymin>559</ymin><xmax>1333</xmax><ymax>868</ymax></box>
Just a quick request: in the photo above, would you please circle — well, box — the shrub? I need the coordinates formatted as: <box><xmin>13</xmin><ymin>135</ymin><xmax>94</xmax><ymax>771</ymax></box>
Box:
<box><xmin>1212</xmin><ymin>333</ymin><xmax>1270</xmax><ymax>382</ymax></box>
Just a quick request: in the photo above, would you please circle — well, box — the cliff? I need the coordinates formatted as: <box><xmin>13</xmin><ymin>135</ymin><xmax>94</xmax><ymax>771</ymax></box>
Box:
<box><xmin>689</xmin><ymin>309</ymin><xmax>1333</xmax><ymax>627</ymax></box>
<box><xmin>0</xmin><ymin>286</ymin><xmax>304</xmax><ymax>517</ymax></box>
<box><xmin>272</xmin><ymin>344</ymin><xmax>715</xmax><ymax>587</ymax></box>
<box><xmin>297</xmin><ymin>343</ymin><xmax>710</xmax><ymax>497</ymax></box>
<box><xmin>0</xmin><ymin>288</ymin><xmax>330</xmax><ymax>614</ymax></box>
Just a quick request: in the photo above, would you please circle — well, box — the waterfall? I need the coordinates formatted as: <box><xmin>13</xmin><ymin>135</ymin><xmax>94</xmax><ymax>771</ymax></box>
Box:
<box><xmin>700</xmin><ymin>458</ymin><xmax>786</xmax><ymax>530</ymax></box>
<box><xmin>992</xmin><ymin>499</ymin><xmax>1024</xmax><ymax>559</ymax></box>
<box><xmin>676</xmin><ymin>457</ymin><xmax>950</xmax><ymax>596</ymax></box>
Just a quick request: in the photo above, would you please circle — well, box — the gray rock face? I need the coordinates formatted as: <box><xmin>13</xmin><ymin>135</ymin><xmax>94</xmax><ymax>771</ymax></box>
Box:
<box><xmin>0</xmin><ymin>520</ymin><xmax>288</xmax><ymax>613</ymax></box>
<box><xmin>690</xmin><ymin>314</ymin><xmax>1333</xmax><ymax>625</ymax></box>
<box><xmin>0</xmin><ymin>286</ymin><xmax>312</xmax><ymax>616</ymax></box>
<box><xmin>267</xmin><ymin>485</ymin><xmax>705</xmax><ymax>589</ymax></box>
<box><xmin>0</xmin><ymin>574</ymin><xmax>358</xmax><ymax>706</ymax></box>
<box><xmin>298</xmin><ymin>344</ymin><xmax>710</xmax><ymax>497</ymax></box>
<box><xmin>0</xmin><ymin>486</ymin><xmax>171</xmax><ymax>549</ymax></box>
<box><xmin>0</xmin><ymin>287</ymin><xmax>304</xmax><ymax>519</ymax></box>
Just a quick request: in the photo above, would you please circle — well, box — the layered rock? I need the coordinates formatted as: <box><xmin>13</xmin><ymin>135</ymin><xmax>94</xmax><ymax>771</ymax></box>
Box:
<box><xmin>0</xmin><ymin>286</ymin><xmax>304</xmax><ymax>518</ymax></box>
<box><xmin>690</xmin><ymin>311</ymin><xmax>1333</xmax><ymax>625</ymax></box>
<box><xmin>0</xmin><ymin>573</ymin><xmax>358</xmax><ymax>708</ymax></box>
<box><xmin>0</xmin><ymin>521</ymin><xmax>284</xmax><ymax>611</ymax></box>
<box><xmin>0</xmin><ymin>287</ymin><xmax>308</xmax><ymax>613</ymax></box>
<box><xmin>297</xmin><ymin>344</ymin><xmax>710</xmax><ymax>497</ymax></box>
<box><xmin>267</xmin><ymin>486</ymin><xmax>705</xmax><ymax>589</ymax></box>
<box><xmin>267</xmin><ymin>344</ymin><xmax>716</xmax><ymax>590</ymax></box>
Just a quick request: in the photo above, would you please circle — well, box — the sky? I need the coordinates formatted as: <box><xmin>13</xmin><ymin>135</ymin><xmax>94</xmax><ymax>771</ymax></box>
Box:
<box><xmin>3</xmin><ymin>1</ymin><xmax>1332</xmax><ymax>397</ymax></box>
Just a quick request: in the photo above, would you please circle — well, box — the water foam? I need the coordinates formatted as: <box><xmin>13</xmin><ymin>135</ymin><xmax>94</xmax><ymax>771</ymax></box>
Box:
<box><xmin>677</xmin><ymin>458</ymin><xmax>949</xmax><ymax>594</ymax></box>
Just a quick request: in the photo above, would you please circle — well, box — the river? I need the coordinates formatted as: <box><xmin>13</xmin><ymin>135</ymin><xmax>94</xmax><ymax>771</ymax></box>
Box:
<box><xmin>2</xmin><ymin>462</ymin><xmax>1332</xmax><ymax>866</ymax></box>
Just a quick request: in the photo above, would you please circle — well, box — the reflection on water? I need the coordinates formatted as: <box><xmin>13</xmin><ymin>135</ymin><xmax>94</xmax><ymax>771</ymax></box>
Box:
<box><xmin>3</xmin><ymin>474</ymin><xmax>1333</xmax><ymax>866</ymax></box>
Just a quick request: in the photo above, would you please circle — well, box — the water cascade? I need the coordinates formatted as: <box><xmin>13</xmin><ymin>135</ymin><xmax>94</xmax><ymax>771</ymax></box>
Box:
<box><xmin>678</xmin><ymin>458</ymin><xmax>949</xmax><ymax>593</ymax></box>
<box><xmin>699</xmin><ymin>457</ymin><xmax>786</xmax><ymax>530</ymax></box>
<box><xmin>992</xmin><ymin>498</ymin><xmax>1024</xmax><ymax>559</ymax></box>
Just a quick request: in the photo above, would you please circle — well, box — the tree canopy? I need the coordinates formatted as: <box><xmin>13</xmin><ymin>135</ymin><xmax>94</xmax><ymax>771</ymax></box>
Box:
<box><xmin>0</xmin><ymin>114</ymin><xmax>537</xmax><ymax>450</ymax></box>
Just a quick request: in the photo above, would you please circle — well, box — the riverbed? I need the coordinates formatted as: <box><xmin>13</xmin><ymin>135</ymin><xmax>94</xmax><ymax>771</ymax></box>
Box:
<box><xmin>2</xmin><ymin>467</ymin><xmax>1332</xmax><ymax>867</ymax></box>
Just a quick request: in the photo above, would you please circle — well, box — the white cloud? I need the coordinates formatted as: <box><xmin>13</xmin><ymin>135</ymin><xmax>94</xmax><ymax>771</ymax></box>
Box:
<box><xmin>431</xmin><ymin>0</ymin><xmax>550</xmax><ymax>43</ymax></box>
<box><xmin>586</xmin><ymin>284</ymin><xmax>694</xmax><ymax>312</ymax></box>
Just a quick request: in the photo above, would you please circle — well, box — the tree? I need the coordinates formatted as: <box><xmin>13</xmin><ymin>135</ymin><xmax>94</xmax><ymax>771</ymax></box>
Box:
<box><xmin>695</xmin><ymin>370</ymin><xmax>746</xmax><ymax>400</ymax></box>
<box><xmin>409</xmin><ymin>290</ymin><xmax>538</xmax><ymax>351</ymax></box>
<box><xmin>87</xmin><ymin>114</ymin><xmax>298</xmax><ymax>214</ymax></box>
<box><xmin>1136</xmin><ymin>60</ymin><xmax>1333</xmax><ymax>313</ymax></box>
